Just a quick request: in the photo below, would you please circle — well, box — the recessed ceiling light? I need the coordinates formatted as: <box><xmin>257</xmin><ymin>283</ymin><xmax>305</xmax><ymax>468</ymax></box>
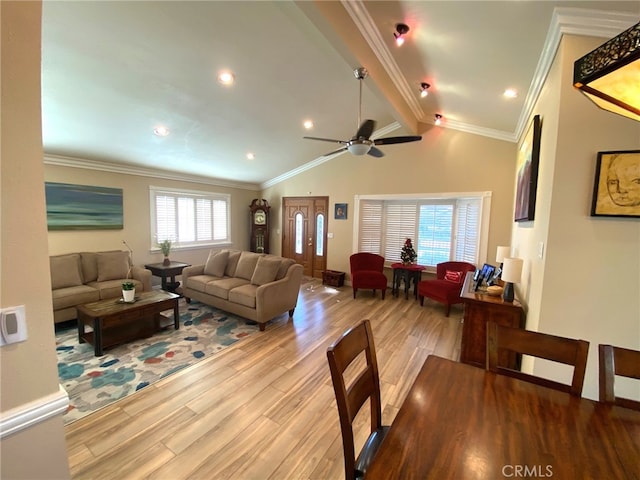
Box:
<box><xmin>153</xmin><ymin>126</ymin><xmax>170</xmax><ymax>137</ymax></box>
<box><xmin>218</xmin><ymin>71</ymin><xmax>235</xmax><ymax>86</ymax></box>
<box><xmin>503</xmin><ymin>89</ymin><xmax>518</xmax><ymax>98</ymax></box>
<box><xmin>303</xmin><ymin>120</ymin><xmax>314</xmax><ymax>129</ymax></box>
<box><xmin>246</xmin><ymin>152</ymin><xmax>255</xmax><ymax>160</ymax></box>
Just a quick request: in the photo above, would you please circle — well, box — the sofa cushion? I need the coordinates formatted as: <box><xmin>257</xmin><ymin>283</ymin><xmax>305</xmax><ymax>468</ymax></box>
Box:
<box><xmin>235</xmin><ymin>251</ymin><xmax>263</xmax><ymax>280</ymax></box>
<box><xmin>87</xmin><ymin>279</ymin><xmax>143</xmax><ymax>299</ymax></box>
<box><xmin>51</xmin><ymin>285</ymin><xmax>100</xmax><ymax>310</ymax></box>
<box><xmin>251</xmin><ymin>256</ymin><xmax>281</xmax><ymax>286</ymax></box>
<box><xmin>185</xmin><ymin>275</ymin><xmax>216</xmax><ymax>293</ymax></box>
<box><xmin>204</xmin><ymin>250</ymin><xmax>229</xmax><ymax>277</ymax></box>
<box><xmin>50</xmin><ymin>254</ymin><xmax>83</xmax><ymax>290</ymax></box>
<box><xmin>96</xmin><ymin>251</ymin><xmax>130</xmax><ymax>282</ymax></box>
<box><xmin>204</xmin><ymin>277</ymin><xmax>250</xmax><ymax>300</ymax></box>
<box><xmin>225</xmin><ymin>250</ymin><xmax>242</xmax><ymax>277</ymax></box>
<box><xmin>228</xmin><ymin>283</ymin><xmax>258</xmax><ymax>308</ymax></box>
<box><xmin>276</xmin><ymin>258</ymin><xmax>295</xmax><ymax>280</ymax></box>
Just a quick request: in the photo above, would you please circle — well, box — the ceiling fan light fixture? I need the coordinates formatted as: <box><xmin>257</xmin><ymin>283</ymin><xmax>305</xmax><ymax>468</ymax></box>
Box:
<box><xmin>394</xmin><ymin>23</ymin><xmax>410</xmax><ymax>46</ymax></box>
<box><xmin>573</xmin><ymin>21</ymin><xmax>640</xmax><ymax>122</ymax></box>
<box><xmin>420</xmin><ymin>82</ymin><xmax>430</xmax><ymax>98</ymax></box>
<box><xmin>347</xmin><ymin>142</ymin><xmax>372</xmax><ymax>156</ymax></box>
<box><xmin>434</xmin><ymin>114</ymin><xmax>442</xmax><ymax>126</ymax></box>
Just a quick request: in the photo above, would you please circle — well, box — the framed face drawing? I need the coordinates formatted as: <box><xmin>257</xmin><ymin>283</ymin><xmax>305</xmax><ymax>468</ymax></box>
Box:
<box><xmin>591</xmin><ymin>150</ymin><xmax>640</xmax><ymax>218</ymax></box>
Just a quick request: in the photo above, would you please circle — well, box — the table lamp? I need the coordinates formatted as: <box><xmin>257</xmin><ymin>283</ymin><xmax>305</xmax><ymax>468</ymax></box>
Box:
<box><xmin>495</xmin><ymin>246</ymin><xmax>510</xmax><ymax>279</ymax></box>
<box><xmin>501</xmin><ymin>257</ymin><xmax>523</xmax><ymax>303</ymax></box>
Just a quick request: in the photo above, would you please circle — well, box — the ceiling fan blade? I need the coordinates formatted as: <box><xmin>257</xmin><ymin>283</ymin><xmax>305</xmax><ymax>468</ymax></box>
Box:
<box><xmin>322</xmin><ymin>147</ymin><xmax>348</xmax><ymax>157</ymax></box>
<box><xmin>303</xmin><ymin>136</ymin><xmax>348</xmax><ymax>144</ymax></box>
<box><xmin>374</xmin><ymin>135</ymin><xmax>422</xmax><ymax>145</ymax></box>
<box><xmin>368</xmin><ymin>146</ymin><xmax>385</xmax><ymax>158</ymax></box>
<box><xmin>355</xmin><ymin>119</ymin><xmax>376</xmax><ymax>139</ymax></box>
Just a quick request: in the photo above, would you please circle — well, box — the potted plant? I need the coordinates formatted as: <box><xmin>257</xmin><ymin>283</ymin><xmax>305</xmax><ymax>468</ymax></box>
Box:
<box><xmin>122</xmin><ymin>280</ymin><xmax>135</xmax><ymax>302</ymax></box>
<box><xmin>160</xmin><ymin>239</ymin><xmax>172</xmax><ymax>265</ymax></box>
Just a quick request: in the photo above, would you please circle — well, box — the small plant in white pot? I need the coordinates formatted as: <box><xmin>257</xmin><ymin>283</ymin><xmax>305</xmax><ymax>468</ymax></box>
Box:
<box><xmin>122</xmin><ymin>280</ymin><xmax>136</xmax><ymax>302</ymax></box>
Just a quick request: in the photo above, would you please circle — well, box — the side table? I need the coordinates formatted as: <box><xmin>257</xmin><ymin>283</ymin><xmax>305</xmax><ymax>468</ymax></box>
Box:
<box><xmin>391</xmin><ymin>263</ymin><xmax>426</xmax><ymax>299</ymax></box>
<box><xmin>144</xmin><ymin>261</ymin><xmax>191</xmax><ymax>293</ymax></box>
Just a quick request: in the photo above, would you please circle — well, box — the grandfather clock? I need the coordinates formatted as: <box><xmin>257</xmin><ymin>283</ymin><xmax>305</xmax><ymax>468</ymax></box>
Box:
<box><xmin>249</xmin><ymin>198</ymin><xmax>270</xmax><ymax>254</ymax></box>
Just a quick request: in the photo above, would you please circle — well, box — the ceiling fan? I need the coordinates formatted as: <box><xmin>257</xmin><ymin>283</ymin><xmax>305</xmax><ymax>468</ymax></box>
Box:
<box><xmin>303</xmin><ymin>67</ymin><xmax>422</xmax><ymax>157</ymax></box>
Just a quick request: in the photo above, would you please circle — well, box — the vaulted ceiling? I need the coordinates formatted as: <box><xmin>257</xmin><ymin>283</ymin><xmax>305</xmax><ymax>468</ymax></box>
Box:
<box><xmin>41</xmin><ymin>1</ymin><xmax>639</xmax><ymax>187</ymax></box>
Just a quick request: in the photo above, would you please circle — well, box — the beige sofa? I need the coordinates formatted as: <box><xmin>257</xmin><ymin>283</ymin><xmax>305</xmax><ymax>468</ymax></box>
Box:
<box><xmin>50</xmin><ymin>250</ymin><xmax>152</xmax><ymax>324</ymax></box>
<box><xmin>181</xmin><ymin>249</ymin><xmax>303</xmax><ymax>331</ymax></box>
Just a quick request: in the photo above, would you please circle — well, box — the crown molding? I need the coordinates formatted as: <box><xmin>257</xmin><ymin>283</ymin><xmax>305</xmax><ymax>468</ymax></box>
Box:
<box><xmin>443</xmin><ymin>119</ymin><xmax>517</xmax><ymax>143</ymax></box>
<box><xmin>515</xmin><ymin>7</ymin><xmax>638</xmax><ymax>140</ymax></box>
<box><xmin>44</xmin><ymin>154</ymin><xmax>260</xmax><ymax>191</ymax></box>
<box><xmin>261</xmin><ymin>121</ymin><xmax>402</xmax><ymax>189</ymax></box>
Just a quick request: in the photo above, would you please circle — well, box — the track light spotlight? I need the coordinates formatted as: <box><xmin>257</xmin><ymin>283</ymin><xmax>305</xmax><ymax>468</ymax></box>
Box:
<box><xmin>394</xmin><ymin>23</ymin><xmax>410</xmax><ymax>46</ymax></box>
<box><xmin>434</xmin><ymin>114</ymin><xmax>442</xmax><ymax>126</ymax></box>
<box><xmin>420</xmin><ymin>82</ymin><xmax>430</xmax><ymax>98</ymax></box>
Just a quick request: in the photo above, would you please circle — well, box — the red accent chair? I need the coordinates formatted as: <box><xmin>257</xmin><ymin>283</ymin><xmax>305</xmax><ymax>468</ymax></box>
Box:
<box><xmin>350</xmin><ymin>253</ymin><xmax>387</xmax><ymax>300</ymax></box>
<box><xmin>418</xmin><ymin>261</ymin><xmax>476</xmax><ymax>316</ymax></box>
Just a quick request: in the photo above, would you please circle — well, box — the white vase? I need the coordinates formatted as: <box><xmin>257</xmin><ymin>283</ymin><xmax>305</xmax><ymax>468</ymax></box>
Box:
<box><xmin>122</xmin><ymin>288</ymin><xmax>135</xmax><ymax>302</ymax></box>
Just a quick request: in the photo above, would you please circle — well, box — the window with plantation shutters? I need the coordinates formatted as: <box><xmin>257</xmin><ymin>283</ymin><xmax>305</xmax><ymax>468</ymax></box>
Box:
<box><xmin>150</xmin><ymin>187</ymin><xmax>230</xmax><ymax>249</ymax></box>
<box><xmin>384</xmin><ymin>202</ymin><xmax>417</xmax><ymax>263</ymax></box>
<box><xmin>356</xmin><ymin>193</ymin><xmax>490</xmax><ymax>268</ymax></box>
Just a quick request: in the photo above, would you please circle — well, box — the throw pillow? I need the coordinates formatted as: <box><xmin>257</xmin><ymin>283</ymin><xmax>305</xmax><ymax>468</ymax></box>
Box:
<box><xmin>204</xmin><ymin>250</ymin><xmax>229</xmax><ymax>277</ymax></box>
<box><xmin>96</xmin><ymin>251</ymin><xmax>130</xmax><ymax>282</ymax></box>
<box><xmin>50</xmin><ymin>254</ymin><xmax>83</xmax><ymax>289</ymax></box>
<box><xmin>444</xmin><ymin>270</ymin><xmax>462</xmax><ymax>283</ymax></box>
<box><xmin>251</xmin><ymin>256</ymin><xmax>282</xmax><ymax>286</ymax></box>
<box><xmin>276</xmin><ymin>258</ymin><xmax>295</xmax><ymax>280</ymax></box>
<box><xmin>235</xmin><ymin>251</ymin><xmax>263</xmax><ymax>281</ymax></box>
<box><xmin>225</xmin><ymin>250</ymin><xmax>242</xmax><ymax>277</ymax></box>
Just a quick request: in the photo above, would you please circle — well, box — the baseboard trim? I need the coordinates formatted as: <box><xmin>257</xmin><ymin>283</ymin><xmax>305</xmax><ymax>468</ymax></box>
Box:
<box><xmin>0</xmin><ymin>385</ymin><xmax>69</xmax><ymax>439</ymax></box>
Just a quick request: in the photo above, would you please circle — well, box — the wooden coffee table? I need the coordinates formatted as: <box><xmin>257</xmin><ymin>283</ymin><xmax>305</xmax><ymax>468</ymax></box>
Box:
<box><xmin>77</xmin><ymin>290</ymin><xmax>180</xmax><ymax>356</ymax></box>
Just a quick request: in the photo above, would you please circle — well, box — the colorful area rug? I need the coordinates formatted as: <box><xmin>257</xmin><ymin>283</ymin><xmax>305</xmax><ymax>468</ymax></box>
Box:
<box><xmin>56</xmin><ymin>300</ymin><xmax>258</xmax><ymax>425</ymax></box>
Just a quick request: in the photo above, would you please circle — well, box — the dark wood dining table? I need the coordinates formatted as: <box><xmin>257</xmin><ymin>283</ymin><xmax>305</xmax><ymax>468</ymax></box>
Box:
<box><xmin>366</xmin><ymin>355</ymin><xmax>640</xmax><ymax>479</ymax></box>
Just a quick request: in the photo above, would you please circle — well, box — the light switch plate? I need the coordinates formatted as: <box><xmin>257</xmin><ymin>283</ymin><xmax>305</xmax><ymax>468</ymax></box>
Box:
<box><xmin>0</xmin><ymin>305</ymin><xmax>27</xmax><ymax>346</ymax></box>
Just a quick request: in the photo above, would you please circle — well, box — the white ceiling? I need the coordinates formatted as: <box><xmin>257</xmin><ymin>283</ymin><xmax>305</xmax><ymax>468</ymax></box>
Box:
<box><xmin>41</xmin><ymin>1</ymin><xmax>639</xmax><ymax>188</ymax></box>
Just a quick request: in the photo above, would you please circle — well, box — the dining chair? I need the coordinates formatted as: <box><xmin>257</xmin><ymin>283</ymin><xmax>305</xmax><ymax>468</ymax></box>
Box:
<box><xmin>350</xmin><ymin>253</ymin><xmax>387</xmax><ymax>299</ymax></box>
<box><xmin>326</xmin><ymin>319</ymin><xmax>389</xmax><ymax>480</ymax></box>
<box><xmin>598</xmin><ymin>344</ymin><xmax>640</xmax><ymax>411</ymax></box>
<box><xmin>486</xmin><ymin>322</ymin><xmax>589</xmax><ymax>396</ymax></box>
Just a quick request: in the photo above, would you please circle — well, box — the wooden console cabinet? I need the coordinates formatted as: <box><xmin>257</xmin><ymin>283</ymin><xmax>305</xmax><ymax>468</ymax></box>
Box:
<box><xmin>460</xmin><ymin>271</ymin><xmax>525</xmax><ymax>369</ymax></box>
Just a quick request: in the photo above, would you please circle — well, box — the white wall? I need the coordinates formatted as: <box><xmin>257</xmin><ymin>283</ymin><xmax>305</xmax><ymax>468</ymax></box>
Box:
<box><xmin>512</xmin><ymin>34</ymin><xmax>640</xmax><ymax>400</ymax></box>
<box><xmin>45</xmin><ymin>163</ymin><xmax>259</xmax><ymax>271</ymax></box>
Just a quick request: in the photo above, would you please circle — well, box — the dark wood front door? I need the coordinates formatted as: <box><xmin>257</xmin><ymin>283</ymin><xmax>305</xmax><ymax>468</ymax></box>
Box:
<box><xmin>282</xmin><ymin>197</ymin><xmax>328</xmax><ymax>278</ymax></box>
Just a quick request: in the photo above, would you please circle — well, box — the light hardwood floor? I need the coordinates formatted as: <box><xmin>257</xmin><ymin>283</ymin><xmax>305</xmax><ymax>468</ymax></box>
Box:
<box><xmin>65</xmin><ymin>279</ymin><xmax>464</xmax><ymax>479</ymax></box>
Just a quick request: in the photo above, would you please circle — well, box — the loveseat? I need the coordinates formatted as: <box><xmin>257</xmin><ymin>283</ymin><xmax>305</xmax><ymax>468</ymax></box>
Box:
<box><xmin>50</xmin><ymin>250</ymin><xmax>152</xmax><ymax>324</ymax></box>
<box><xmin>181</xmin><ymin>249</ymin><xmax>303</xmax><ymax>331</ymax></box>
